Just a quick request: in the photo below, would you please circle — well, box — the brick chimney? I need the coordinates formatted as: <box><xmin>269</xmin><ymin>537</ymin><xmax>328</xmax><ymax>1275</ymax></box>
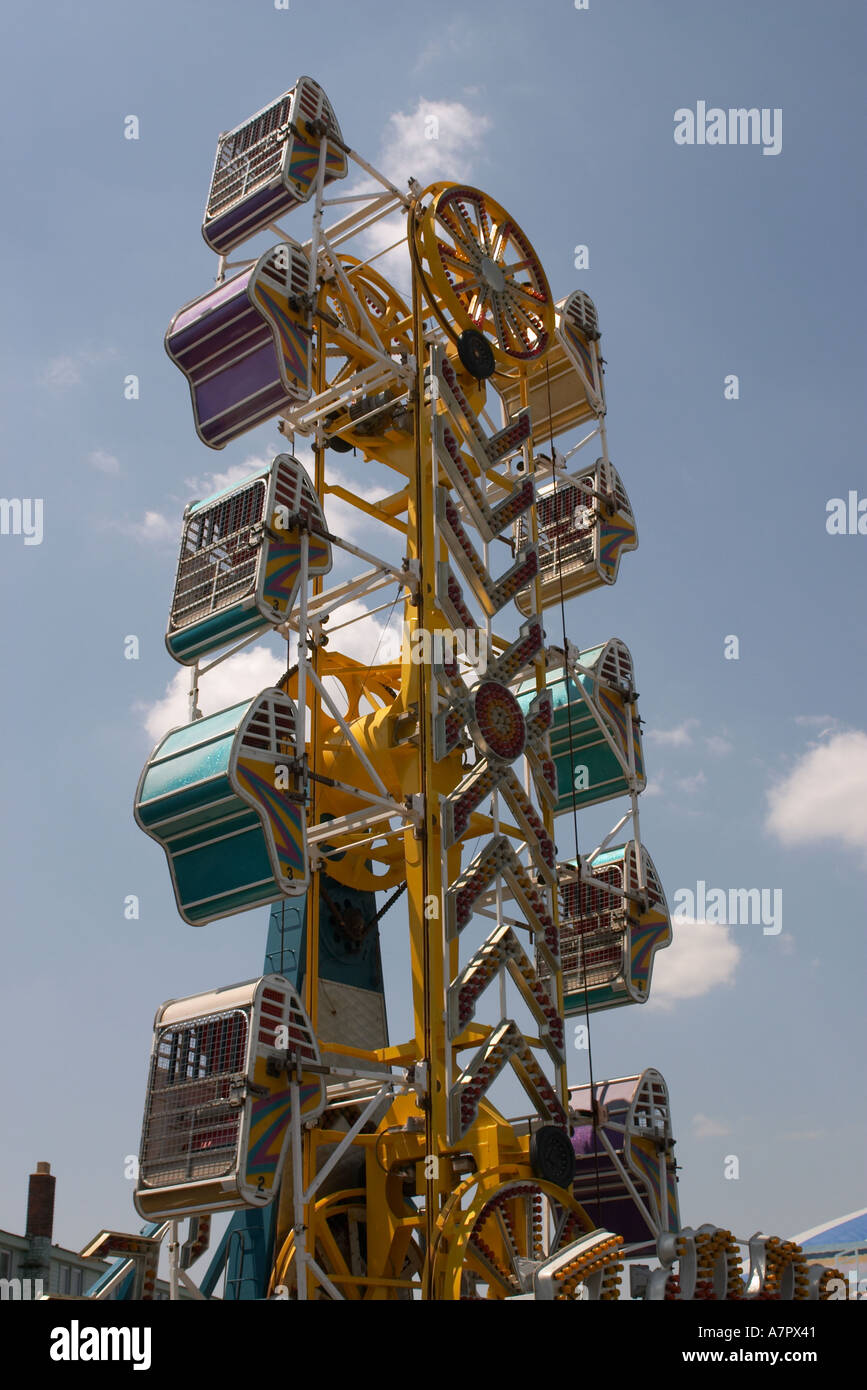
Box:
<box><xmin>25</xmin><ymin>1161</ymin><xmax>55</xmax><ymax>1240</ymax></box>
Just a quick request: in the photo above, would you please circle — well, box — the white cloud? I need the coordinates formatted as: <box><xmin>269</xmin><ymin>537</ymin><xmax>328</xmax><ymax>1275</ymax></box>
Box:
<box><xmin>43</xmin><ymin>356</ymin><xmax>85</xmax><ymax>387</ymax></box>
<box><xmin>41</xmin><ymin>346</ymin><xmax>116</xmax><ymax>387</ymax></box>
<box><xmin>350</xmin><ymin>97</ymin><xmax>492</xmax><ymax>294</ymax></box>
<box><xmin>181</xmin><ymin>454</ymin><xmax>275</xmax><ymax>501</ymax></box>
<box><xmin>323</xmin><ymin>597</ymin><xmax>403</xmax><ymax>668</ymax></box>
<box><xmin>641</xmin><ymin>767</ymin><xmax>703</xmax><ymax>800</ymax></box>
<box><xmin>692</xmin><ymin>1113</ymin><xmax>731</xmax><ymax>1139</ymax></box>
<box><xmin>675</xmin><ymin>769</ymin><xmax>706</xmax><ymax>795</ymax></box>
<box><xmin>138</xmin><ymin>596</ymin><xmax>403</xmax><ymax>742</ymax></box>
<box><xmin>765</xmin><ymin>730</ymin><xmax>867</xmax><ymax>860</ymax></box>
<box><xmin>117</xmin><ymin>455</ymin><xmax>283</xmax><ymax>552</ymax></box>
<box><xmin>646</xmin><ymin>719</ymin><xmax>698</xmax><ymax>748</ymax></box>
<box><xmin>89</xmin><ymin>450</ymin><xmax>120</xmax><ymax>475</ymax></box>
<box><xmin>705</xmin><ymin>735</ymin><xmax>733</xmax><ymax>757</ymax></box>
<box><xmin>323</xmin><ymin>463</ymin><xmax>396</xmax><ymax>547</ymax></box>
<box><xmin>646</xmin><ymin>916</ymin><xmax>741</xmax><ymax>1010</ymax></box>
<box><xmin>379</xmin><ymin>98</ymin><xmax>492</xmax><ymax>186</ymax></box>
<box><xmin>349</xmin><ymin>206</ymin><xmax>414</xmax><ymax>296</ymax></box>
<box><xmin>118</xmin><ymin>511</ymin><xmax>177</xmax><ymax>545</ymax></box>
<box><xmin>178</xmin><ymin>447</ymin><xmax>394</xmax><ymax>551</ymax></box>
<box><xmin>411</xmin><ymin>21</ymin><xmax>469</xmax><ymax>75</ymax></box>
<box><xmin>138</xmin><ymin>645</ymin><xmax>287</xmax><ymax>742</ymax></box>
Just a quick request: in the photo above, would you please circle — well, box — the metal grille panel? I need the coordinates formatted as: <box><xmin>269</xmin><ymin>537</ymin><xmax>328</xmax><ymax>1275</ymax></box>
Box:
<box><xmin>140</xmin><ymin>1010</ymin><xmax>249</xmax><ymax>1188</ymax></box>
<box><xmin>240</xmin><ymin>695</ymin><xmax>298</xmax><ymax>758</ymax></box>
<box><xmin>169</xmin><ymin>480</ymin><xmax>265</xmax><ymax>631</ymax></box>
<box><xmin>516</xmin><ymin>460</ymin><xmax>635</xmax><ymax>613</ymax></box>
<box><xmin>631</xmin><ymin>1074</ymin><xmax>671</xmax><ymax>1137</ymax></box>
<box><xmin>564</xmin><ymin>290</ymin><xmax>600</xmax><ymax>341</ymax></box>
<box><xmin>520</xmin><ymin>479</ymin><xmax>595</xmax><ymax>581</ymax></box>
<box><xmin>207</xmin><ymin>97</ymin><xmax>294</xmax><ymax>218</ymax></box>
<box><xmin>625</xmin><ymin>846</ymin><xmax>665</xmax><ymax>910</ymax></box>
<box><xmin>605</xmin><ymin>462</ymin><xmax>631</xmax><ymax>516</ymax></box>
<box><xmin>273</xmin><ymin>455</ymin><xmax>328</xmax><ymax>534</ymax></box>
<box><xmin>558</xmin><ymin>864</ymin><xmax>626</xmax><ymax>992</ymax></box>
<box><xmin>597</xmin><ymin>639</ymin><xmax>634</xmax><ymax>691</ymax></box>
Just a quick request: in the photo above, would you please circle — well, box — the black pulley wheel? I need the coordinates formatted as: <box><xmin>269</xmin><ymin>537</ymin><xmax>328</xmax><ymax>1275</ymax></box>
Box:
<box><xmin>457</xmin><ymin>328</ymin><xmax>496</xmax><ymax>380</ymax></box>
<box><xmin>324</xmin><ymin>411</ymin><xmax>354</xmax><ymax>452</ymax></box>
<box><xmin>530</xmin><ymin>1125</ymin><xmax>576</xmax><ymax>1188</ymax></box>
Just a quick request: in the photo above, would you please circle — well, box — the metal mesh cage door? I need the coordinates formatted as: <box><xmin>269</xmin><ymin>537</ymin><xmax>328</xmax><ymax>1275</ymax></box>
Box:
<box><xmin>170</xmin><ymin>479</ymin><xmax>265</xmax><ymax>638</ymax></box>
<box><xmin>134</xmin><ymin>977</ymin><xmax>325</xmax><ymax>1219</ymax></box>
<box><xmin>516</xmin><ymin>460</ymin><xmax>636</xmax><ymax>614</ymax></box>
<box><xmin>554</xmin><ymin>843</ymin><xmax>671</xmax><ymax>1015</ymax></box>
<box><xmin>202</xmin><ymin>77</ymin><xmax>347</xmax><ymax>253</ymax></box>
<box><xmin>140</xmin><ymin>1010</ymin><xmax>250</xmax><ymax>1190</ymax></box>
<box><xmin>558</xmin><ymin>859</ymin><xmax>629</xmax><ymax>1008</ymax></box>
<box><xmin>165</xmin><ymin>455</ymin><xmax>332</xmax><ymax>665</ymax></box>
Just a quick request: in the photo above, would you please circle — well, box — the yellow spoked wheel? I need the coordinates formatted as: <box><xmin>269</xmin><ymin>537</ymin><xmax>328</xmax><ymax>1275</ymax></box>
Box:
<box><xmin>270</xmin><ymin>1188</ymin><xmax>425</xmax><ymax>1301</ymax></box>
<box><xmin>430</xmin><ymin>1166</ymin><xmax>600</xmax><ymax>1300</ymax></box>
<box><xmin>318</xmin><ymin>255</ymin><xmax>413</xmax><ymax>387</ymax></box>
<box><xmin>412</xmin><ymin>182</ymin><xmax>555</xmax><ymax>369</ymax></box>
<box><xmin>280</xmin><ymin>651</ymin><xmax>415</xmax><ymax>893</ymax></box>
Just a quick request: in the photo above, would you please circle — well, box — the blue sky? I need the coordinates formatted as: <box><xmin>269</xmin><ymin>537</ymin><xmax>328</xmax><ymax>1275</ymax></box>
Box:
<box><xmin>0</xmin><ymin>0</ymin><xmax>864</xmax><ymax>1262</ymax></box>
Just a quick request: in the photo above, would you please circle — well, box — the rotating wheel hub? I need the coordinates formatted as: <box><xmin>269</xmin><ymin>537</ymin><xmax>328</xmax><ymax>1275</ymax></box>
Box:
<box><xmin>412</xmin><ymin>182</ymin><xmax>555</xmax><ymax>370</ymax></box>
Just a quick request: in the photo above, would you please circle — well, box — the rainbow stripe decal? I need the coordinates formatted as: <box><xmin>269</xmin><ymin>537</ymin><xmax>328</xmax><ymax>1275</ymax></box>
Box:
<box><xmin>245</xmin><ymin>1052</ymin><xmax>323</xmax><ymax>1192</ymax></box>
<box><xmin>598</xmin><ymin>688</ymin><xmax>645</xmax><ymax>781</ymax></box>
<box><xmin>261</xmin><ymin>535</ymin><xmax>304</xmax><ymax>616</ymax></box>
<box><xmin>235</xmin><ymin>755</ymin><xmax>307</xmax><ymax>885</ymax></box>
<box><xmin>629</xmin><ymin>910</ymin><xmax>671</xmax><ymax>991</ymax></box>
<box><xmin>246</xmin><ymin>1084</ymin><xmax>295</xmax><ymax>1189</ymax></box>
<box><xmin>599</xmin><ymin>517</ymin><xmax>637</xmax><ymax>575</ymax></box>
<box><xmin>306</xmin><ymin>532</ymin><xmax>331</xmax><ymax>572</ymax></box>
<box><xmin>630</xmin><ymin>1135</ymin><xmax>680</xmax><ymax>1230</ymax></box>
<box><xmin>260</xmin><ymin>530</ymin><xmax>329</xmax><ymax>614</ymax></box>
<box><xmin>288</xmin><ymin>131</ymin><xmax>346</xmax><ymax>194</ymax></box>
<box><xmin>252</xmin><ymin>283</ymin><xmax>310</xmax><ymax>391</ymax></box>
<box><xmin>562</xmin><ymin>321</ymin><xmax>594</xmax><ymax>379</ymax></box>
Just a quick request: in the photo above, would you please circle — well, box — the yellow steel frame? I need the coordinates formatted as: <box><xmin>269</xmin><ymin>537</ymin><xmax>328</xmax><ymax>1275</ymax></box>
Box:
<box><xmin>268</xmin><ymin>185</ymin><xmax>583</xmax><ymax>1299</ymax></box>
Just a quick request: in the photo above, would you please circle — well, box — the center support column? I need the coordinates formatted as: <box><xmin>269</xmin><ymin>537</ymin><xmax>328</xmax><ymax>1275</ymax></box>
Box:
<box><xmin>405</xmin><ymin>266</ymin><xmax>449</xmax><ymax>1300</ymax></box>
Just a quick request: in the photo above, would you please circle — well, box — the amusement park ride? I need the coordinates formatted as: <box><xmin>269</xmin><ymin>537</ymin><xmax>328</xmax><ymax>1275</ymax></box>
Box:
<box><xmin>75</xmin><ymin>77</ymin><xmax>844</xmax><ymax>1301</ymax></box>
